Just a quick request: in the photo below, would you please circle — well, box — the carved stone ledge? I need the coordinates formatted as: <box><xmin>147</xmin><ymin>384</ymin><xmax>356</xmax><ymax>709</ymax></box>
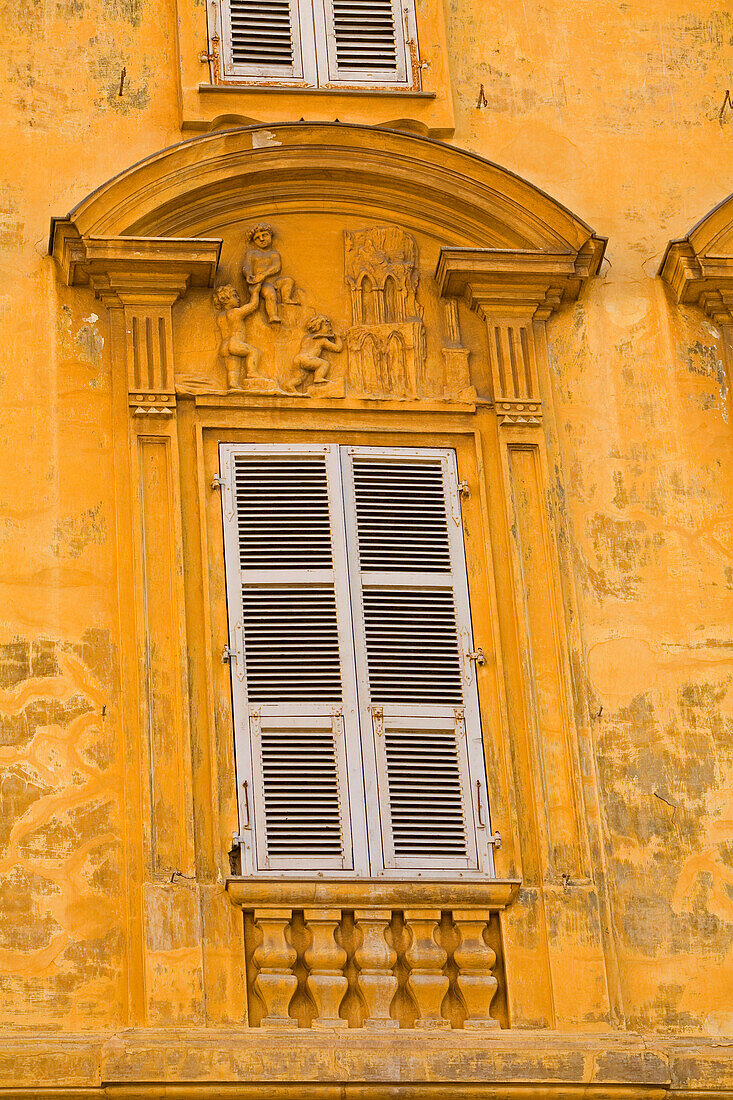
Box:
<box><xmin>659</xmin><ymin>239</ymin><xmax>733</xmax><ymax>323</ymax></box>
<box><xmin>435</xmin><ymin>242</ymin><xmax>604</xmax><ymax>321</ymax></box>
<box><xmin>226</xmin><ymin>877</ymin><xmax>520</xmax><ymax>911</ymax></box>
<box><xmin>51</xmin><ymin>221</ymin><xmax>222</xmax><ymax>296</ymax></box>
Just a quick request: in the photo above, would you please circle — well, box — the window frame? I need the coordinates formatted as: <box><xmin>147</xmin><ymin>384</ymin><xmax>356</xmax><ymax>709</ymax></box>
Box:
<box><xmin>220</xmin><ymin>441</ymin><xmax>495</xmax><ymax>881</ymax></box>
<box><xmin>215</xmin><ymin>0</ymin><xmax>418</xmax><ymax>89</ymax></box>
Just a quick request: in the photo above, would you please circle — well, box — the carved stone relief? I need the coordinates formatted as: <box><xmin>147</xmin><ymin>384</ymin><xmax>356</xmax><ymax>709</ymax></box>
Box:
<box><xmin>174</xmin><ymin>220</ymin><xmax>479</xmax><ymax>404</ymax></box>
<box><xmin>440</xmin><ymin>299</ymin><xmax>477</xmax><ymax>403</ymax></box>
<box><xmin>344</xmin><ymin>226</ymin><xmax>428</xmax><ymax>400</ymax></box>
<box><xmin>286</xmin><ymin>315</ymin><xmax>345</xmax><ymax>398</ymax></box>
<box><xmin>212</xmin><ymin>284</ymin><xmax>284</xmax><ymax>394</ymax></box>
<box><xmin>242</xmin><ymin>223</ymin><xmax>299</xmax><ymax>324</ymax></box>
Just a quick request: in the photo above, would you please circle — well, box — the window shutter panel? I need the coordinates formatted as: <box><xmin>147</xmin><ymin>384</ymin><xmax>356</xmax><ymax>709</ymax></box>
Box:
<box><xmin>317</xmin><ymin>0</ymin><xmax>410</xmax><ymax>84</ymax></box>
<box><xmin>220</xmin><ymin>0</ymin><xmax>308</xmax><ymax>80</ymax></box>
<box><xmin>221</xmin><ymin>446</ymin><xmax>364</xmax><ymax>874</ymax></box>
<box><xmin>343</xmin><ymin>449</ymin><xmax>490</xmax><ymax>874</ymax></box>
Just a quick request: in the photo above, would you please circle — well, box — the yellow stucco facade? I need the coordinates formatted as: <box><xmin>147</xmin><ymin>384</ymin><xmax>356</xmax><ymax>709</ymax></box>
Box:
<box><xmin>1</xmin><ymin>0</ymin><xmax>733</xmax><ymax>1094</ymax></box>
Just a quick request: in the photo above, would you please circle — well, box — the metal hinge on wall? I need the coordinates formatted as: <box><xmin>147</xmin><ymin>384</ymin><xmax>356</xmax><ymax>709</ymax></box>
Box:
<box><xmin>211</xmin><ymin>474</ymin><xmax>226</xmax><ymax>490</ymax></box>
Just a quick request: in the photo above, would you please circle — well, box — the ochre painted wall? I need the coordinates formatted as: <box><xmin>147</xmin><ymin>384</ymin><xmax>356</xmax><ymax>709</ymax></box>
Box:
<box><xmin>0</xmin><ymin>0</ymin><xmax>732</xmax><ymax>1083</ymax></box>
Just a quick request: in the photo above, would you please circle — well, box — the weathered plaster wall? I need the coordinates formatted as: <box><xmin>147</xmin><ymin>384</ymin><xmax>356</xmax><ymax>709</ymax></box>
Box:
<box><xmin>444</xmin><ymin>0</ymin><xmax>733</xmax><ymax>1032</ymax></box>
<box><xmin>0</xmin><ymin>0</ymin><xmax>732</xmax><ymax>1050</ymax></box>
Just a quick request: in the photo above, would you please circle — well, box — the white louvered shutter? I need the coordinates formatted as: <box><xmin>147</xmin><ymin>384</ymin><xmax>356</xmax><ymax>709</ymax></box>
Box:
<box><xmin>342</xmin><ymin>447</ymin><xmax>494</xmax><ymax>875</ymax></box>
<box><xmin>315</xmin><ymin>0</ymin><xmax>411</xmax><ymax>85</ymax></box>
<box><xmin>219</xmin><ymin>0</ymin><xmax>317</xmax><ymax>81</ymax></box>
<box><xmin>220</xmin><ymin>444</ymin><xmax>367</xmax><ymax>875</ymax></box>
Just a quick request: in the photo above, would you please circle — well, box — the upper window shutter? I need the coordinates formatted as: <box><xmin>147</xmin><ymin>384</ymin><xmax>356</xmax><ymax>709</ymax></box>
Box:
<box><xmin>219</xmin><ymin>0</ymin><xmax>314</xmax><ymax>80</ymax></box>
<box><xmin>316</xmin><ymin>0</ymin><xmax>411</xmax><ymax>84</ymax></box>
<box><xmin>220</xmin><ymin>445</ymin><xmax>366</xmax><ymax>875</ymax></box>
<box><xmin>342</xmin><ymin>448</ymin><xmax>492</xmax><ymax>874</ymax></box>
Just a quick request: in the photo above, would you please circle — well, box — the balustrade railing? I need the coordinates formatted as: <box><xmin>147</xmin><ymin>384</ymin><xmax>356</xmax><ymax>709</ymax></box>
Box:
<box><xmin>228</xmin><ymin>879</ymin><xmax>519</xmax><ymax>1030</ymax></box>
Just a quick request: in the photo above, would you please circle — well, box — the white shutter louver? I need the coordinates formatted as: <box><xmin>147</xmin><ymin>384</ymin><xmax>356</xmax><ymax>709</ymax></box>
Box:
<box><xmin>332</xmin><ymin>0</ymin><xmax>397</xmax><ymax>71</ymax></box>
<box><xmin>384</xmin><ymin>722</ymin><xmax>469</xmax><ymax>860</ymax></box>
<box><xmin>218</xmin><ymin>0</ymin><xmax>416</xmax><ymax>84</ymax></box>
<box><xmin>222</xmin><ymin>447</ymin><xmax>362</xmax><ymax>873</ymax></box>
<box><xmin>222</xmin><ymin>444</ymin><xmax>493</xmax><ymax>878</ymax></box>
<box><xmin>253</xmin><ymin>716</ymin><xmax>347</xmax><ymax>860</ymax></box>
<box><xmin>320</xmin><ymin>0</ymin><xmax>409</xmax><ymax>84</ymax></box>
<box><xmin>344</xmin><ymin>449</ymin><xmax>484</xmax><ymax>871</ymax></box>
<box><xmin>220</xmin><ymin>0</ymin><xmax>308</xmax><ymax>79</ymax></box>
<box><xmin>229</xmin><ymin>0</ymin><xmax>294</xmax><ymax>68</ymax></box>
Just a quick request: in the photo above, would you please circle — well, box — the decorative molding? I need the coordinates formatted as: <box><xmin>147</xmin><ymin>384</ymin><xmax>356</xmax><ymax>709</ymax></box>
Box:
<box><xmin>344</xmin><ymin>225</ymin><xmax>427</xmax><ymax>400</ymax></box>
<box><xmin>435</xmin><ymin>243</ymin><xmax>603</xmax><ymax>321</ymax></box>
<box><xmin>48</xmin><ymin>125</ymin><xmax>607</xmax><ymax>255</ymax></box>
<box><xmin>226</xmin><ymin>877</ymin><xmax>521</xmax><ymax>909</ymax></box>
<box><xmin>659</xmin><ymin>239</ymin><xmax>733</xmax><ymax>324</ymax></box>
<box><xmin>52</xmin><ymin>227</ymin><xmax>222</xmax><ymax>412</ymax></box>
<box><xmin>51</xmin><ymin>224</ymin><xmax>221</xmax><ymax>295</ymax></box>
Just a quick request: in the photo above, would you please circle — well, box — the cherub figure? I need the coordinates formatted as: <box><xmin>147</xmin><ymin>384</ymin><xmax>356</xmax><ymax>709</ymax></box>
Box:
<box><xmin>242</xmin><ymin>223</ymin><xmax>298</xmax><ymax>324</ymax></box>
<box><xmin>285</xmin><ymin>316</ymin><xmax>344</xmax><ymax>395</ymax></box>
<box><xmin>213</xmin><ymin>283</ymin><xmax>267</xmax><ymax>390</ymax></box>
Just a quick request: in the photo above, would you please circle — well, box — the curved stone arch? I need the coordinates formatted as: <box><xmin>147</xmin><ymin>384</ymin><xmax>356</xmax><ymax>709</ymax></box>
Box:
<box><xmin>51</xmin><ymin>122</ymin><xmax>605</xmax><ymax>258</ymax></box>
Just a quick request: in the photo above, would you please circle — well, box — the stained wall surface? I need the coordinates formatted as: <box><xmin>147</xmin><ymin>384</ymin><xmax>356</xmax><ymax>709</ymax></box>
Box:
<box><xmin>0</xmin><ymin>0</ymin><xmax>732</xmax><ymax>1064</ymax></box>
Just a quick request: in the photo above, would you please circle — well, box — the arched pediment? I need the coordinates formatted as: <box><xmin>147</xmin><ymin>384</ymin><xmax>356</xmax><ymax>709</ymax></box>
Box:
<box><xmin>660</xmin><ymin>192</ymin><xmax>733</xmax><ymax>322</ymax></box>
<box><xmin>51</xmin><ymin>122</ymin><xmax>605</xmax><ymax>256</ymax></box>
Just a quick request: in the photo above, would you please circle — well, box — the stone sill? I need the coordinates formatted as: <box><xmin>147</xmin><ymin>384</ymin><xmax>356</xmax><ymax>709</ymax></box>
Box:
<box><xmin>2</xmin><ymin>1030</ymin><xmax>732</xmax><ymax>1093</ymax></box>
<box><xmin>199</xmin><ymin>83</ymin><xmax>437</xmax><ymax>99</ymax></box>
<box><xmin>225</xmin><ymin>876</ymin><xmax>521</xmax><ymax>910</ymax></box>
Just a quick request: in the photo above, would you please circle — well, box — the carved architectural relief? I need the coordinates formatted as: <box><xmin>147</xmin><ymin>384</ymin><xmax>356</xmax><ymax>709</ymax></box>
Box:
<box><xmin>242</xmin><ymin>223</ymin><xmax>299</xmax><ymax>324</ymax></box>
<box><xmin>344</xmin><ymin>225</ymin><xmax>428</xmax><ymax>399</ymax></box>
<box><xmin>213</xmin><ymin>284</ymin><xmax>283</xmax><ymax>394</ymax></box>
<box><xmin>286</xmin><ymin>315</ymin><xmax>345</xmax><ymax>397</ymax></box>
<box><xmin>441</xmin><ymin>299</ymin><xmax>477</xmax><ymax>403</ymax></box>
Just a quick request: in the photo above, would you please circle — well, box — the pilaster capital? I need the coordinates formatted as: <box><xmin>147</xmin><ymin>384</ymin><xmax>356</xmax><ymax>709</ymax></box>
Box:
<box><xmin>659</xmin><ymin>239</ymin><xmax>733</xmax><ymax>324</ymax></box>
<box><xmin>435</xmin><ymin>239</ymin><xmax>604</xmax><ymax>321</ymax></box>
<box><xmin>50</xmin><ymin>220</ymin><xmax>221</xmax><ymax>305</ymax></box>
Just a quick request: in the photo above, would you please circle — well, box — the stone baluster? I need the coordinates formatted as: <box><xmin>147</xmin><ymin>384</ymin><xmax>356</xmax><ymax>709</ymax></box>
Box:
<box><xmin>404</xmin><ymin>909</ymin><xmax>449</xmax><ymax>1028</ymax></box>
<box><xmin>453</xmin><ymin>910</ymin><xmax>499</xmax><ymax>1028</ymax></box>
<box><xmin>354</xmin><ymin>908</ymin><xmax>398</xmax><ymax>1028</ymax></box>
<box><xmin>252</xmin><ymin>909</ymin><xmax>298</xmax><ymax>1027</ymax></box>
<box><xmin>304</xmin><ymin>908</ymin><xmax>348</xmax><ymax>1028</ymax></box>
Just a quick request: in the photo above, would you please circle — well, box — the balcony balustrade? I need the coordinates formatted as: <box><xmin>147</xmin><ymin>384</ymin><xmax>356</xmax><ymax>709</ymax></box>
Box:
<box><xmin>227</xmin><ymin>878</ymin><xmax>519</xmax><ymax>1029</ymax></box>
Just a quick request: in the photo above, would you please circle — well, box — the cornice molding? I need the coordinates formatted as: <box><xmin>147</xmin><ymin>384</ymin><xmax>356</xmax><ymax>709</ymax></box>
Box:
<box><xmin>51</xmin><ymin>221</ymin><xmax>222</xmax><ymax>303</ymax></box>
<box><xmin>48</xmin><ymin>124</ymin><xmax>606</xmax><ymax>257</ymax></box>
<box><xmin>436</xmin><ymin>240</ymin><xmax>604</xmax><ymax>320</ymax></box>
<box><xmin>659</xmin><ymin>237</ymin><xmax>733</xmax><ymax>324</ymax></box>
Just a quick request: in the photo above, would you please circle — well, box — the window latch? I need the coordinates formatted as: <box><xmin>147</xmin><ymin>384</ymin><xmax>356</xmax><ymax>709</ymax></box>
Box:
<box><xmin>222</xmin><ymin>644</ymin><xmax>237</xmax><ymax>664</ymax></box>
<box><xmin>467</xmin><ymin>648</ymin><xmax>485</xmax><ymax>666</ymax></box>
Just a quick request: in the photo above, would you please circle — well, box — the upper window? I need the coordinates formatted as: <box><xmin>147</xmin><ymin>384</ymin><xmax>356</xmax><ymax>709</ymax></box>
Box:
<box><xmin>217</xmin><ymin>0</ymin><xmax>417</xmax><ymax>86</ymax></box>
<box><xmin>221</xmin><ymin>443</ymin><xmax>495</xmax><ymax>880</ymax></box>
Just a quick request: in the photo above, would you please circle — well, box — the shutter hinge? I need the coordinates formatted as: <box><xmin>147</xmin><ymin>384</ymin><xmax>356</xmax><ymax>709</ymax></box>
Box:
<box><xmin>488</xmin><ymin>831</ymin><xmax>502</xmax><ymax>850</ymax></box>
<box><xmin>232</xmin><ymin>831</ymin><xmax>247</xmax><ymax>847</ymax></box>
<box><xmin>211</xmin><ymin>474</ymin><xmax>226</xmax><ymax>491</ymax></box>
<box><xmin>222</xmin><ymin>644</ymin><xmax>237</xmax><ymax>664</ymax></box>
<box><xmin>467</xmin><ymin>648</ymin><xmax>485</xmax><ymax>666</ymax></box>
<box><xmin>458</xmin><ymin>481</ymin><xmax>471</xmax><ymax>498</ymax></box>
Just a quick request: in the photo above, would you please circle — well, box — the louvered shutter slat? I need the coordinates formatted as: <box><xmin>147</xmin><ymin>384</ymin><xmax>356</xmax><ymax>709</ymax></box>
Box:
<box><xmin>345</xmin><ymin>450</ymin><xmax>484</xmax><ymax>872</ymax></box>
<box><xmin>223</xmin><ymin>449</ymin><xmax>359</xmax><ymax>874</ymax></box>
<box><xmin>321</xmin><ymin>0</ymin><xmax>408</xmax><ymax>82</ymax></box>
<box><xmin>229</xmin><ymin>0</ymin><xmax>294</xmax><ymax>67</ymax></box>
<box><xmin>221</xmin><ymin>0</ymin><xmax>307</xmax><ymax>78</ymax></box>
